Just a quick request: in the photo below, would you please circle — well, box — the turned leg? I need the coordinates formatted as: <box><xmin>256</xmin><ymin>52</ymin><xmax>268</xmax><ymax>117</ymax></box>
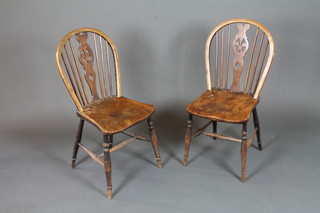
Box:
<box><xmin>147</xmin><ymin>117</ymin><xmax>162</xmax><ymax>168</ymax></box>
<box><xmin>183</xmin><ymin>113</ymin><xmax>193</xmax><ymax>166</ymax></box>
<box><xmin>241</xmin><ymin>123</ymin><xmax>247</xmax><ymax>183</ymax></box>
<box><xmin>71</xmin><ymin>119</ymin><xmax>84</xmax><ymax>168</ymax></box>
<box><xmin>252</xmin><ymin>108</ymin><xmax>262</xmax><ymax>150</ymax></box>
<box><xmin>212</xmin><ymin>121</ymin><xmax>217</xmax><ymax>140</ymax></box>
<box><xmin>103</xmin><ymin>135</ymin><xmax>112</xmax><ymax>199</ymax></box>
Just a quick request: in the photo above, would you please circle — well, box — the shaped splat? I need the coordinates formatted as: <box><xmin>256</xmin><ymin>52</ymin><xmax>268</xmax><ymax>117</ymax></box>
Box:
<box><xmin>231</xmin><ymin>24</ymin><xmax>250</xmax><ymax>92</ymax></box>
<box><xmin>76</xmin><ymin>32</ymin><xmax>100</xmax><ymax>101</ymax></box>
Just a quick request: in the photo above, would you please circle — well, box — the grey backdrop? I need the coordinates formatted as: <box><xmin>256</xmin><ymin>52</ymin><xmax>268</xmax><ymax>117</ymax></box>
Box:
<box><xmin>0</xmin><ymin>0</ymin><xmax>319</xmax><ymax>212</ymax></box>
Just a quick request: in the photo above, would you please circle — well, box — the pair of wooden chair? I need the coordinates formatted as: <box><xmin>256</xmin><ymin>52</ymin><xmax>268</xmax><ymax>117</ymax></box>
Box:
<box><xmin>55</xmin><ymin>18</ymin><xmax>274</xmax><ymax>199</ymax></box>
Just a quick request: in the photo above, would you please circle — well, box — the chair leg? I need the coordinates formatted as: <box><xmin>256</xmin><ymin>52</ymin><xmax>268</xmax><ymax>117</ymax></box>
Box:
<box><xmin>183</xmin><ymin>113</ymin><xmax>193</xmax><ymax>166</ymax></box>
<box><xmin>147</xmin><ymin>117</ymin><xmax>163</xmax><ymax>168</ymax></box>
<box><xmin>71</xmin><ymin>119</ymin><xmax>84</xmax><ymax>168</ymax></box>
<box><xmin>241</xmin><ymin>123</ymin><xmax>247</xmax><ymax>183</ymax></box>
<box><xmin>103</xmin><ymin>135</ymin><xmax>112</xmax><ymax>199</ymax></box>
<box><xmin>212</xmin><ymin>121</ymin><xmax>217</xmax><ymax>140</ymax></box>
<box><xmin>252</xmin><ymin>108</ymin><xmax>262</xmax><ymax>150</ymax></box>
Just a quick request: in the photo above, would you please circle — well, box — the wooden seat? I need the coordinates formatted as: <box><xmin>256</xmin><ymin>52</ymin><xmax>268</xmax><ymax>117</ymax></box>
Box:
<box><xmin>186</xmin><ymin>89</ymin><xmax>258</xmax><ymax>123</ymax></box>
<box><xmin>183</xmin><ymin>19</ymin><xmax>275</xmax><ymax>182</ymax></box>
<box><xmin>56</xmin><ymin>28</ymin><xmax>162</xmax><ymax>199</ymax></box>
<box><xmin>78</xmin><ymin>97</ymin><xmax>154</xmax><ymax>134</ymax></box>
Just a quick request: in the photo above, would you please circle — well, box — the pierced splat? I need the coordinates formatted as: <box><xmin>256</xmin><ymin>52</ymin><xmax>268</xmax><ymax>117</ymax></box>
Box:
<box><xmin>76</xmin><ymin>32</ymin><xmax>100</xmax><ymax>101</ymax></box>
<box><xmin>231</xmin><ymin>24</ymin><xmax>250</xmax><ymax>92</ymax></box>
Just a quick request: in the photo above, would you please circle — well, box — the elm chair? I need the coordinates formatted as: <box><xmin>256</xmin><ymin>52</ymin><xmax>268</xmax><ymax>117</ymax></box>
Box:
<box><xmin>183</xmin><ymin>19</ymin><xmax>275</xmax><ymax>182</ymax></box>
<box><xmin>56</xmin><ymin>28</ymin><xmax>162</xmax><ymax>199</ymax></box>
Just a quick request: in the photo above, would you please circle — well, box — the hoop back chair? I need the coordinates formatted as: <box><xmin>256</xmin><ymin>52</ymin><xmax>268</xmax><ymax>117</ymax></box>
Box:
<box><xmin>56</xmin><ymin>28</ymin><xmax>162</xmax><ymax>199</ymax></box>
<box><xmin>184</xmin><ymin>19</ymin><xmax>275</xmax><ymax>182</ymax></box>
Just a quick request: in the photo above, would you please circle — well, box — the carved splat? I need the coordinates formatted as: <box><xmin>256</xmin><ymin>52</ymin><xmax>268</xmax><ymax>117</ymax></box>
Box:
<box><xmin>76</xmin><ymin>32</ymin><xmax>100</xmax><ymax>101</ymax></box>
<box><xmin>231</xmin><ymin>24</ymin><xmax>250</xmax><ymax>92</ymax></box>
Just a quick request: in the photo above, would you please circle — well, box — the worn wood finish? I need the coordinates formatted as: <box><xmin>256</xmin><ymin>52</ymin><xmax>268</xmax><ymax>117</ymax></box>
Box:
<box><xmin>205</xmin><ymin>18</ymin><xmax>274</xmax><ymax>98</ymax></box>
<box><xmin>241</xmin><ymin>124</ymin><xmax>247</xmax><ymax>182</ymax></box>
<box><xmin>56</xmin><ymin>28</ymin><xmax>162</xmax><ymax>199</ymax></box>
<box><xmin>191</xmin><ymin>120</ymin><xmax>212</xmax><ymax>139</ymax></box>
<box><xmin>148</xmin><ymin>118</ymin><xmax>163</xmax><ymax>168</ymax></box>
<box><xmin>77</xmin><ymin>96</ymin><xmax>154</xmax><ymax>134</ymax></box>
<box><xmin>103</xmin><ymin>135</ymin><xmax>112</xmax><ymax>199</ymax></box>
<box><xmin>202</xmin><ymin>132</ymin><xmax>242</xmax><ymax>143</ymax></box>
<box><xmin>186</xmin><ymin>89</ymin><xmax>259</xmax><ymax>123</ymax></box>
<box><xmin>231</xmin><ymin>24</ymin><xmax>250</xmax><ymax>92</ymax></box>
<box><xmin>71</xmin><ymin>119</ymin><xmax>84</xmax><ymax>168</ymax></box>
<box><xmin>56</xmin><ymin>28</ymin><xmax>122</xmax><ymax>111</ymax></box>
<box><xmin>246</xmin><ymin>127</ymin><xmax>258</xmax><ymax>149</ymax></box>
<box><xmin>185</xmin><ymin>19</ymin><xmax>274</xmax><ymax>182</ymax></box>
<box><xmin>183</xmin><ymin>114</ymin><xmax>193</xmax><ymax>166</ymax></box>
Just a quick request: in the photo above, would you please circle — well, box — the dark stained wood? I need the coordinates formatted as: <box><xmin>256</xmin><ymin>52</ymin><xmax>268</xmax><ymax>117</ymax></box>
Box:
<box><xmin>212</xmin><ymin>121</ymin><xmax>217</xmax><ymax>140</ymax></box>
<box><xmin>77</xmin><ymin>96</ymin><xmax>154</xmax><ymax>134</ymax></box>
<box><xmin>71</xmin><ymin>119</ymin><xmax>84</xmax><ymax>168</ymax></box>
<box><xmin>186</xmin><ymin>89</ymin><xmax>259</xmax><ymax>123</ymax></box>
<box><xmin>252</xmin><ymin>108</ymin><xmax>262</xmax><ymax>150</ymax></box>
<box><xmin>183</xmin><ymin>114</ymin><xmax>193</xmax><ymax>166</ymax></box>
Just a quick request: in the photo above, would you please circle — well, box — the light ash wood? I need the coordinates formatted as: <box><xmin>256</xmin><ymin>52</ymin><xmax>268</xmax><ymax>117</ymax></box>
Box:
<box><xmin>78</xmin><ymin>143</ymin><xmax>104</xmax><ymax>166</ymax></box>
<box><xmin>191</xmin><ymin>121</ymin><xmax>212</xmax><ymax>139</ymax></box>
<box><xmin>205</xmin><ymin>18</ymin><xmax>275</xmax><ymax>98</ymax></box>
<box><xmin>246</xmin><ymin>127</ymin><xmax>258</xmax><ymax>148</ymax></box>
<box><xmin>244</xmin><ymin>28</ymin><xmax>259</xmax><ymax>92</ymax></box>
<box><xmin>202</xmin><ymin>132</ymin><xmax>242</xmax><ymax>143</ymax></box>
<box><xmin>109</xmin><ymin>137</ymin><xmax>136</xmax><ymax>153</ymax></box>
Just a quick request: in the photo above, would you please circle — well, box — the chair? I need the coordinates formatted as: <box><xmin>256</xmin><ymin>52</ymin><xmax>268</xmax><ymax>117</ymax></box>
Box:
<box><xmin>55</xmin><ymin>28</ymin><xmax>162</xmax><ymax>199</ymax></box>
<box><xmin>183</xmin><ymin>18</ymin><xmax>275</xmax><ymax>182</ymax></box>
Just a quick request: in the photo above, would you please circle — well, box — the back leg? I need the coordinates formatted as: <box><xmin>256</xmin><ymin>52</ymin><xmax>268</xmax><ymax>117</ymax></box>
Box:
<box><xmin>183</xmin><ymin>113</ymin><xmax>193</xmax><ymax>166</ymax></box>
<box><xmin>71</xmin><ymin>119</ymin><xmax>84</xmax><ymax>168</ymax></box>
<box><xmin>212</xmin><ymin>121</ymin><xmax>217</xmax><ymax>140</ymax></box>
<box><xmin>252</xmin><ymin>108</ymin><xmax>262</xmax><ymax>150</ymax></box>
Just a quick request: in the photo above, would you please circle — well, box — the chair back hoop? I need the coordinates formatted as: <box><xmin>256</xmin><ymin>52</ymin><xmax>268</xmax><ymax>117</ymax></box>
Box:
<box><xmin>205</xmin><ymin>18</ymin><xmax>275</xmax><ymax>99</ymax></box>
<box><xmin>56</xmin><ymin>28</ymin><xmax>122</xmax><ymax>111</ymax></box>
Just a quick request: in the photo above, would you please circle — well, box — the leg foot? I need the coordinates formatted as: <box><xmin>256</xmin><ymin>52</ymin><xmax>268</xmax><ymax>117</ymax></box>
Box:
<box><xmin>241</xmin><ymin>123</ymin><xmax>247</xmax><ymax>183</ymax></box>
<box><xmin>147</xmin><ymin>118</ymin><xmax>162</xmax><ymax>168</ymax></box>
<box><xmin>103</xmin><ymin>135</ymin><xmax>112</xmax><ymax>199</ymax></box>
<box><xmin>71</xmin><ymin>119</ymin><xmax>84</xmax><ymax>168</ymax></box>
<box><xmin>253</xmin><ymin>108</ymin><xmax>262</xmax><ymax>151</ymax></box>
<box><xmin>184</xmin><ymin>114</ymin><xmax>193</xmax><ymax>166</ymax></box>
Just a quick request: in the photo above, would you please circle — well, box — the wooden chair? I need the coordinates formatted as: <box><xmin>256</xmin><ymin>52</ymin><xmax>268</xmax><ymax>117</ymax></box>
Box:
<box><xmin>56</xmin><ymin>28</ymin><xmax>162</xmax><ymax>199</ymax></box>
<box><xmin>183</xmin><ymin>19</ymin><xmax>275</xmax><ymax>182</ymax></box>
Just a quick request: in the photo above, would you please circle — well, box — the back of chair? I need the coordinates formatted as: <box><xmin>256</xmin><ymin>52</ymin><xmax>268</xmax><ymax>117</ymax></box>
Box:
<box><xmin>205</xmin><ymin>18</ymin><xmax>274</xmax><ymax>99</ymax></box>
<box><xmin>56</xmin><ymin>28</ymin><xmax>122</xmax><ymax>111</ymax></box>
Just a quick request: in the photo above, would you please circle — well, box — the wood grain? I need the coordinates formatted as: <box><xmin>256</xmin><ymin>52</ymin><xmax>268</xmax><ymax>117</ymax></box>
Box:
<box><xmin>77</xmin><ymin>96</ymin><xmax>154</xmax><ymax>134</ymax></box>
<box><xmin>186</xmin><ymin>89</ymin><xmax>258</xmax><ymax>123</ymax></box>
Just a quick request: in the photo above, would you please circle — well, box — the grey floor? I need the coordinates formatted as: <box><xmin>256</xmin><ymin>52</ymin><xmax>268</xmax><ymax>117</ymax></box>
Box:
<box><xmin>1</xmin><ymin>104</ymin><xmax>319</xmax><ymax>213</ymax></box>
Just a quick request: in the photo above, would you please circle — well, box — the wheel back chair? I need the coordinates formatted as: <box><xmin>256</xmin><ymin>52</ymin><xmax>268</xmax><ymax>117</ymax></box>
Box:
<box><xmin>56</xmin><ymin>28</ymin><xmax>162</xmax><ymax>199</ymax></box>
<box><xmin>184</xmin><ymin>19</ymin><xmax>275</xmax><ymax>182</ymax></box>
